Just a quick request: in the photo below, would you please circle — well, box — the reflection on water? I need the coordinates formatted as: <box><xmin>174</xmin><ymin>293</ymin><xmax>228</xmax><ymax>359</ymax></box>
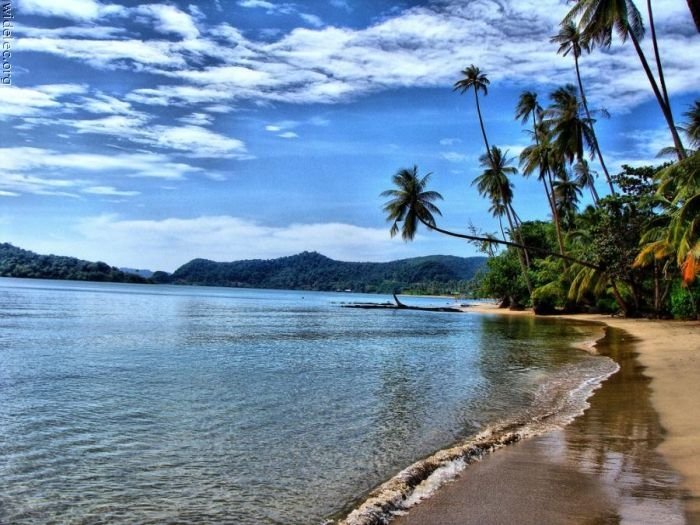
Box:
<box><xmin>0</xmin><ymin>279</ymin><xmax>623</xmax><ymax>524</ymax></box>
<box><xmin>560</xmin><ymin>327</ymin><xmax>687</xmax><ymax>523</ymax></box>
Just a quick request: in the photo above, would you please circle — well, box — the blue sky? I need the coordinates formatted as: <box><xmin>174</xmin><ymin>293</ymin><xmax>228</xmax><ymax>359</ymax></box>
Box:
<box><xmin>1</xmin><ymin>0</ymin><xmax>698</xmax><ymax>271</ymax></box>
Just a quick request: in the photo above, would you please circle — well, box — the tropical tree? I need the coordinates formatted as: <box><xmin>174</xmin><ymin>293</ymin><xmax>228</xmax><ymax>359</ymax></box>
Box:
<box><xmin>574</xmin><ymin>159</ymin><xmax>601</xmax><ymax>205</ymax></box>
<box><xmin>381</xmin><ymin>165</ymin><xmax>599</xmax><ymax>269</ymax></box>
<box><xmin>683</xmin><ymin>100</ymin><xmax>700</xmax><ymax>149</ymax></box>
<box><xmin>454</xmin><ymin>65</ymin><xmax>492</xmax><ymax>160</ymax></box>
<box><xmin>553</xmin><ymin>169</ymin><xmax>583</xmax><ymax>229</ymax></box>
<box><xmin>565</xmin><ymin>0</ymin><xmax>686</xmax><ymax>160</ymax></box>
<box><xmin>517</xmin><ymin>94</ymin><xmax>567</xmax><ymax>257</ymax></box>
<box><xmin>551</xmin><ymin>21</ymin><xmax>615</xmax><ymax>195</ymax></box>
<box><xmin>544</xmin><ymin>84</ymin><xmax>596</xmax><ymax>165</ymax></box>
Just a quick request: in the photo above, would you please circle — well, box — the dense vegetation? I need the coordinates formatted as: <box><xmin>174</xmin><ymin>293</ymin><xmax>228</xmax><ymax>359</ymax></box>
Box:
<box><xmin>0</xmin><ymin>243</ymin><xmax>149</xmax><ymax>284</ymax></box>
<box><xmin>165</xmin><ymin>251</ymin><xmax>485</xmax><ymax>294</ymax></box>
<box><xmin>382</xmin><ymin>1</ymin><xmax>699</xmax><ymax>319</ymax></box>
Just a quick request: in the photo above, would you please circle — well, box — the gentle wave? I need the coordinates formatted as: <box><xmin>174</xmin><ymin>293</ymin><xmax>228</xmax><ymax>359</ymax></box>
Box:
<box><xmin>337</xmin><ymin>341</ymin><xmax>619</xmax><ymax>525</ymax></box>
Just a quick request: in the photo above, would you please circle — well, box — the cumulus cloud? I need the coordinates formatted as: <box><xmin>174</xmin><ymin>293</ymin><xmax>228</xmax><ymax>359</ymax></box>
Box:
<box><xmin>1</xmin><ymin>84</ymin><xmax>87</xmax><ymax>119</ymax></box>
<box><xmin>135</xmin><ymin>4</ymin><xmax>200</xmax><ymax>40</ymax></box>
<box><xmin>16</xmin><ymin>0</ymin><xmax>124</xmax><ymax>20</ymax></box>
<box><xmin>16</xmin><ymin>1</ymin><xmax>699</xmax><ymax>114</ymax></box>
<box><xmin>0</xmin><ymin>147</ymin><xmax>204</xmax><ymax>190</ymax></box>
<box><xmin>52</xmin><ymin>214</ymin><xmax>433</xmax><ymax>270</ymax></box>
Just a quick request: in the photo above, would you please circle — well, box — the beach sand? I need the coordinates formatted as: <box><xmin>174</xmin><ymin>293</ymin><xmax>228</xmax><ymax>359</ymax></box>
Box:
<box><xmin>394</xmin><ymin>305</ymin><xmax>700</xmax><ymax>524</ymax></box>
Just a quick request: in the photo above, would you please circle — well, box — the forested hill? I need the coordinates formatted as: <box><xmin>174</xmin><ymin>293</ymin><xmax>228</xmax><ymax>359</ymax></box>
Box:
<box><xmin>0</xmin><ymin>243</ymin><xmax>149</xmax><ymax>283</ymax></box>
<box><xmin>166</xmin><ymin>251</ymin><xmax>486</xmax><ymax>294</ymax></box>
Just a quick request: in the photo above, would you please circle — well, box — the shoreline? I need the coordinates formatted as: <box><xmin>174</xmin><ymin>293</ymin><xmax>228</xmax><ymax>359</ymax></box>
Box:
<box><xmin>459</xmin><ymin>304</ymin><xmax>700</xmax><ymax>521</ymax></box>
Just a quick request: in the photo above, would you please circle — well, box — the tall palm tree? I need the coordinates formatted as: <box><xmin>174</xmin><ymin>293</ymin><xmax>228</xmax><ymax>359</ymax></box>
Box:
<box><xmin>518</xmin><ymin>109</ymin><xmax>567</xmax><ymax>258</ymax></box>
<box><xmin>381</xmin><ymin>165</ymin><xmax>600</xmax><ymax>270</ymax></box>
<box><xmin>683</xmin><ymin>100</ymin><xmax>700</xmax><ymax>149</ymax></box>
<box><xmin>551</xmin><ymin>21</ymin><xmax>615</xmax><ymax>195</ymax></box>
<box><xmin>474</xmin><ymin>147</ymin><xmax>533</xmax><ymax>293</ymax></box>
<box><xmin>454</xmin><ymin>65</ymin><xmax>492</xmax><ymax>161</ymax></box>
<box><xmin>574</xmin><ymin>159</ymin><xmax>601</xmax><ymax>205</ymax></box>
<box><xmin>553</xmin><ymin>169</ymin><xmax>583</xmax><ymax>230</ymax></box>
<box><xmin>545</xmin><ymin>84</ymin><xmax>597</xmax><ymax>165</ymax></box>
<box><xmin>565</xmin><ymin>0</ymin><xmax>686</xmax><ymax>160</ymax></box>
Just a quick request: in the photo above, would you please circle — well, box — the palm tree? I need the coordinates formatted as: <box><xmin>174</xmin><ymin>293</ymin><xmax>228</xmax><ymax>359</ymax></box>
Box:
<box><xmin>380</xmin><ymin>165</ymin><xmax>600</xmax><ymax>270</ymax></box>
<box><xmin>517</xmin><ymin>92</ymin><xmax>567</xmax><ymax>257</ymax></box>
<box><xmin>454</xmin><ymin>65</ymin><xmax>492</xmax><ymax>161</ymax></box>
<box><xmin>474</xmin><ymin>147</ymin><xmax>533</xmax><ymax>293</ymax></box>
<box><xmin>574</xmin><ymin>159</ymin><xmax>601</xmax><ymax>205</ymax></box>
<box><xmin>683</xmin><ymin>100</ymin><xmax>700</xmax><ymax>149</ymax></box>
<box><xmin>380</xmin><ymin>166</ymin><xmax>443</xmax><ymax>241</ymax></box>
<box><xmin>565</xmin><ymin>0</ymin><xmax>686</xmax><ymax>160</ymax></box>
<box><xmin>553</xmin><ymin>169</ymin><xmax>583</xmax><ymax>229</ymax></box>
<box><xmin>545</xmin><ymin>84</ymin><xmax>596</xmax><ymax>165</ymax></box>
<box><xmin>551</xmin><ymin>21</ymin><xmax>615</xmax><ymax>195</ymax></box>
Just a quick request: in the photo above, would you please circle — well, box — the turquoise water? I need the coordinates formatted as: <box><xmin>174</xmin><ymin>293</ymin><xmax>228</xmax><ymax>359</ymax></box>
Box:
<box><xmin>0</xmin><ymin>278</ymin><xmax>612</xmax><ymax>524</ymax></box>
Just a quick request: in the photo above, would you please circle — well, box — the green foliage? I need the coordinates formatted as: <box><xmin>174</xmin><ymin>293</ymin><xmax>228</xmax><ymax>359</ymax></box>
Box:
<box><xmin>475</xmin><ymin>249</ymin><xmax>530</xmax><ymax>306</ymax></box>
<box><xmin>169</xmin><ymin>251</ymin><xmax>486</xmax><ymax>294</ymax></box>
<box><xmin>670</xmin><ymin>282</ymin><xmax>699</xmax><ymax>320</ymax></box>
<box><xmin>531</xmin><ymin>281</ymin><xmax>566</xmax><ymax>314</ymax></box>
<box><xmin>0</xmin><ymin>243</ymin><xmax>149</xmax><ymax>284</ymax></box>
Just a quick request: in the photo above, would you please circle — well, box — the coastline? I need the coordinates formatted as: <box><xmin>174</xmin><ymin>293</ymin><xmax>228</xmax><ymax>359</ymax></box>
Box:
<box><xmin>467</xmin><ymin>302</ymin><xmax>700</xmax><ymax>519</ymax></box>
<box><xmin>408</xmin><ymin>303</ymin><xmax>699</xmax><ymax>523</ymax></box>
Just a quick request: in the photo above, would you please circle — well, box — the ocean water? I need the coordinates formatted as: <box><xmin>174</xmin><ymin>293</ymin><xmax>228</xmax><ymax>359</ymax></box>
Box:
<box><xmin>0</xmin><ymin>278</ymin><xmax>616</xmax><ymax>524</ymax></box>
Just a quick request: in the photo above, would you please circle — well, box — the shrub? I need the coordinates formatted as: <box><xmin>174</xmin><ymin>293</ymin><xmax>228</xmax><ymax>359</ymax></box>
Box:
<box><xmin>532</xmin><ymin>282</ymin><xmax>565</xmax><ymax>315</ymax></box>
<box><xmin>670</xmin><ymin>283</ymin><xmax>699</xmax><ymax>320</ymax></box>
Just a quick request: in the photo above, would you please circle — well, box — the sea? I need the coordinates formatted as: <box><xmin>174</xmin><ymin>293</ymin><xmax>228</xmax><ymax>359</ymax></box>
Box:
<box><xmin>0</xmin><ymin>278</ymin><xmax>618</xmax><ymax>524</ymax></box>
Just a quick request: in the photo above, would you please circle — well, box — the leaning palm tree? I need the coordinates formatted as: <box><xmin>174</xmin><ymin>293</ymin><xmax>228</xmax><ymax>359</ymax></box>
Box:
<box><xmin>565</xmin><ymin>0</ymin><xmax>686</xmax><ymax>160</ymax></box>
<box><xmin>551</xmin><ymin>21</ymin><xmax>614</xmax><ymax>195</ymax></box>
<box><xmin>454</xmin><ymin>65</ymin><xmax>492</xmax><ymax>161</ymax></box>
<box><xmin>380</xmin><ymin>166</ymin><xmax>444</xmax><ymax>241</ymax></box>
<box><xmin>381</xmin><ymin>165</ymin><xmax>600</xmax><ymax>270</ymax></box>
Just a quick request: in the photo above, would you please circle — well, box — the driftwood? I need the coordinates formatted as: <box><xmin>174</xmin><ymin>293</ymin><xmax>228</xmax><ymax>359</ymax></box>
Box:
<box><xmin>340</xmin><ymin>293</ymin><xmax>464</xmax><ymax>313</ymax></box>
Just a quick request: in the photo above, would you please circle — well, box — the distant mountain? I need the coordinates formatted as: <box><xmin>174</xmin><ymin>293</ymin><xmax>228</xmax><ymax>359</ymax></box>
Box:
<box><xmin>165</xmin><ymin>251</ymin><xmax>486</xmax><ymax>294</ymax></box>
<box><xmin>0</xmin><ymin>243</ymin><xmax>149</xmax><ymax>284</ymax></box>
<box><xmin>120</xmin><ymin>267</ymin><xmax>154</xmax><ymax>278</ymax></box>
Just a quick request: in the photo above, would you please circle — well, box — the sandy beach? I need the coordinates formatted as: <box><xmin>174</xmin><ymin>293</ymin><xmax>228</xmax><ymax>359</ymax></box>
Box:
<box><xmin>395</xmin><ymin>304</ymin><xmax>700</xmax><ymax>524</ymax></box>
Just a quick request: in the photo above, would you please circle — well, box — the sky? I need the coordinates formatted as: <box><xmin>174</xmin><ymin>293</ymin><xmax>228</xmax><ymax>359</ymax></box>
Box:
<box><xmin>1</xmin><ymin>0</ymin><xmax>699</xmax><ymax>271</ymax></box>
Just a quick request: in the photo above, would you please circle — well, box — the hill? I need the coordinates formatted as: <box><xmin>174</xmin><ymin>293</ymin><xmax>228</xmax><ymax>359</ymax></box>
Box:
<box><xmin>166</xmin><ymin>251</ymin><xmax>486</xmax><ymax>294</ymax></box>
<box><xmin>0</xmin><ymin>243</ymin><xmax>149</xmax><ymax>284</ymax></box>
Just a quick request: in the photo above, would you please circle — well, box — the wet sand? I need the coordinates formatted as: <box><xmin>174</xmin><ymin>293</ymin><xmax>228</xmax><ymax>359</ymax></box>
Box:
<box><xmin>394</xmin><ymin>307</ymin><xmax>699</xmax><ymax>525</ymax></box>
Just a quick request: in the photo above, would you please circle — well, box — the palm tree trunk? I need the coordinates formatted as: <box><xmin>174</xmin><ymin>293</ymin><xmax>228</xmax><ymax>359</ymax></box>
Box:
<box><xmin>609</xmin><ymin>279</ymin><xmax>630</xmax><ymax>316</ymax></box>
<box><xmin>547</xmin><ymin>169</ymin><xmax>567</xmax><ymax>260</ymax></box>
<box><xmin>415</xmin><ymin>216</ymin><xmax>601</xmax><ymax>270</ymax></box>
<box><xmin>688</xmin><ymin>0</ymin><xmax>700</xmax><ymax>32</ymax></box>
<box><xmin>474</xmin><ymin>89</ymin><xmax>492</xmax><ymax>162</ymax></box>
<box><xmin>532</xmin><ymin>113</ymin><xmax>567</xmax><ymax>258</ymax></box>
<box><xmin>574</xmin><ymin>55</ymin><xmax>615</xmax><ymax>195</ymax></box>
<box><xmin>628</xmin><ymin>31</ymin><xmax>687</xmax><ymax>160</ymax></box>
<box><xmin>647</xmin><ymin>0</ymin><xmax>671</xmax><ymax>109</ymax></box>
<box><xmin>503</xmin><ymin>204</ymin><xmax>533</xmax><ymax>294</ymax></box>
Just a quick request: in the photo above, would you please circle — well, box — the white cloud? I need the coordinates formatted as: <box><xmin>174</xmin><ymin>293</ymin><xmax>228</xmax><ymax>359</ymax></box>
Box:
<box><xmin>0</xmin><ymin>84</ymin><xmax>87</xmax><ymax>119</ymax></box>
<box><xmin>179</xmin><ymin>112</ymin><xmax>215</xmax><ymax>126</ymax></box>
<box><xmin>440</xmin><ymin>138</ymin><xmax>461</xmax><ymax>146</ymax></box>
<box><xmin>53</xmin><ymin>214</ymin><xmax>431</xmax><ymax>270</ymax></box>
<box><xmin>82</xmin><ymin>185</ymin><xmax>140</xmax><ymax>197</ymax></box>
<box><xmin>16</xmin><ymin>38</ymin><xmax>186</xmax><ymax>69</ymax></box>
<box><xmin>16</xmin><ymin>0</ymin><xmax>124</xmax><ymax>20</ymax></box>
<box><xmin>135</xmin><ymin>4</ymin><xmax>200</xmax><ymax>40</ymax></box>
<box><xmin>278</xmin><ymin>131</ymin><xmax>298</xmax><ymax>139</ymax></box>
<box><xmin>0</xmin><ymin>147</ymin><xmax>204</xmax><ymax>183</ymax></box>
<box><xmin>441</xmin><ymin>151</ymin><xmax>468</xmax><ymax>163</ymax></box>
<box><xmin>300</xmin><ymin>13</ymin><xmax>324</xmax><ymax>28</ymax></box>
